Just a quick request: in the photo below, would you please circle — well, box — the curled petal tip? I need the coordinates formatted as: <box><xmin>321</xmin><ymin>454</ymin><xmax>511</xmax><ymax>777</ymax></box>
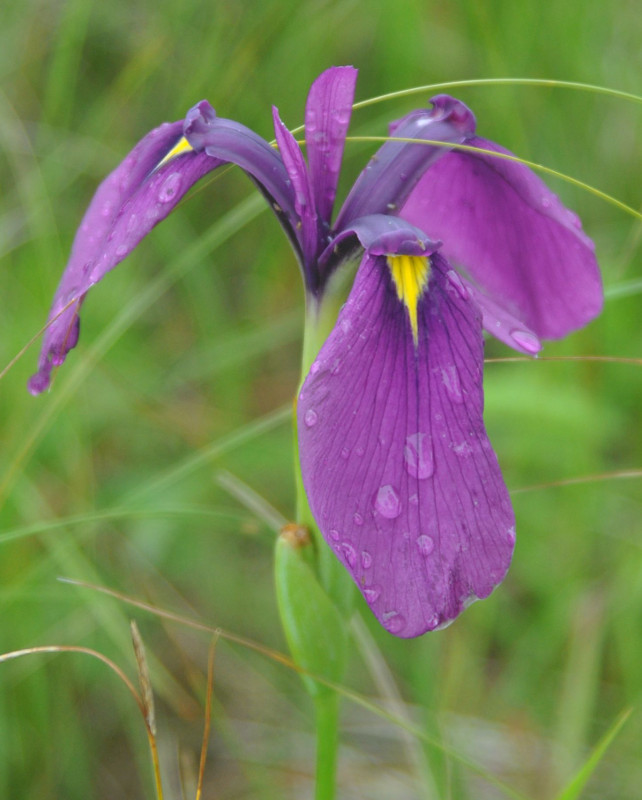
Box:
<box><xmin>428</xmin><ymin>94</ymin><xmax>477</xmax><ymax>132</ymax></box>
<box><xmin>184</xmin><ymin>100</ymin><xmax>217</xmax><ymax>141</ymax></box>
<box><xmin>27</xmin><ymin>371</ymin><xmax>51</xmax><ymax>396</ymax></box>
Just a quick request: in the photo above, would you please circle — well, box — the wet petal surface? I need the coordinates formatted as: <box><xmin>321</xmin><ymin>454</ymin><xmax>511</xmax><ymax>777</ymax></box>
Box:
<box><xmin>29</xmin><ymin>117</ymin><xmax>219</xmax><ymax>394</ymax></box>
<box><xmin>298</xmin><ymin>252</ymin><xmax>515</xmax><ymax>637</ymax></box>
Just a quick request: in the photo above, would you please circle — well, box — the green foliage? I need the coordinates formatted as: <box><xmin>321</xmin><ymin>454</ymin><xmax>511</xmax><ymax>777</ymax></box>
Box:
<box><xmin>1</xmin><ymin>0</ymin><xmax>642</xmax><ymax>797</ymax></box>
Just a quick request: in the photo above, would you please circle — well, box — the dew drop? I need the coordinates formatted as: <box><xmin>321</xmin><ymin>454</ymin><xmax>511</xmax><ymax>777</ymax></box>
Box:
<box><xmin>507</xmin><ymin>526</ymin><xmax>516</xmax><ymax>544</ymax></box>
<box><xmin>329</xmin><ymin>528</ymin><xmax>340</xmax><ymax>541</ymax></box>
<box><xmin>353</xmin><ymin>512</ymin><xmax>364</xmax><ymax>526</ymax></box>
<box><xmin>541</xmin><ymin>196</ymin><xmax>552</xmax><ymax>209</ymax></box>
<box><xmin>340</xmin><ymin>318</ymin><xmax>352</xmax><ymax>335</ymax></box>
<box><xmin>101</xmin><ymin>201</ymin><xmax>113</xmax><ymax>218</ymax></box>
<box><xmin>382</xmin><ymin>611</ymin><xmax>406</xmax><ymax>634</ymax></box>
<box><xmin>126</xmin><ymin>213</ymin><xmax>139</xmax><ymax>234</ymax></box>
<box><xmin>452</xmin><ymin>441</ymin><xmax>473</xmax><ymax>457</ymax></box>
<box><xmin>445</xmin><ymin>269</ymin><xmax>470</xmax><ymax>299</ymax></box>
<box><xmin>115</xmin><ymin>244</ymin><xmax>128</xmax><ymax>257</ymax></box>
<box><xmin>341</xmin><ymin>542</ymin><xmax>357</xmax><ymax>567</ymax></box>
<box><xmin>403</xmin><ymin>432</ymin><xmax>434</xmax><ymax>479</ymax></box>
<box><xmin>158</xmin><ymin>172</ymin><xmax>182</xmax><ymax>203</ymax></box>
<box><xmin>374</xmin><ymin>485</ymin><xmax>401</xmax><ymax>519</ymax></box>
<box><xmin>440</xmin><ymin>364</ymin><xmax>463</xmax><ymax>403</ymax></box>
<box><xmin>340</xmin><ymin>447</ymin><xmax>350</xmax><ymax>460</ymax></box>
<box><xmin>309</xmin><ymin>360</ymin><xmax>321</xmax><ymax>374</ymax></box>
<box><xmin>361</xmin><ymin>550</ymin><xmax>372</xmax><ymax>569</ymax></box>
<box><xmin>355</xmin><ymin>446</ymin><xmax>365</xmax><ymax>457</ymax></box>
<box><xmin>332</xmin><ymin>108</ymin><xmax>351</xmax><ymax>125</ymax></box>
<box><xmin>363</xmin><ymin>585</ymin><xmax>381</xmax><ymax>603</ymax></box>
<box><xmin>510</xmin><ymin>329</ymin><xmax>541</xmax><ymax>354</ymax></box>
<box><xmin>416</xmin><ymin>534</ymin><xmax>434</xmax><ymax>556</ymax></box>
<box><xmin>304</xmin><ymin>409</ymin><xmax>318</xmax><ymax>427</ymax></box>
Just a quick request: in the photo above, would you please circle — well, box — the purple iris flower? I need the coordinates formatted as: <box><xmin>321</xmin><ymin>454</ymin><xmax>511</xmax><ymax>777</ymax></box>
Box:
<box><xmin>29</xmin><ymin>67</ymin><xmax>602</xmax><ymax>637</ymax></box>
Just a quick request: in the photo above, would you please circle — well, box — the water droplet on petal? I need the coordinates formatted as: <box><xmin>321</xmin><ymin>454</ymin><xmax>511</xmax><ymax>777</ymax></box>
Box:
<box><xmin>341</xmin><ymin>542</ymin><xmax>356</xmax><ymax>567</ymax></box>
<box><xmin>363</xmin><ymin>584</ymin><xmax>381</xmax><ymax>603</ymax></box>
<box><xmin>158</xmin><ymin>172</ymin><xmax>182</xmax><ymax>203</ymax></box>
<box><xmin>353</xmin><ymin>512</ymin><xmax>364</xmax><ymax>526</ymax></box>
<box><xmin>126</xmin><ymin>213</ymin><xmax>139</xmax><ymax>234</ymax></box>
<box><xmin>403</xmin><ymin>433</ymin><xmax>434</xmax><ymax>479</ymax></box>
<box><xmin>452</xmin><ymin>441</ymin><xmax>473</xmax><ymax>457</ymax></box>
<box><xmin>541</xmin><ymin>196</ymin><xmax>551</xmax><ymax>209</ymax></box>
<box><xmin>510</xmin><ymin>329</ymin><xmax>541</xmax><ymax>354</ymax></box>
<box><xmin>382</xmin><ymin>611</ymin><xmax>406</xmax><ymax>634</ymax></box>
<box><xmin>355</xmin><ymin>446</ymin><xmax>364</xmax><ymax>457</ymax></box>
<box><xmin>340</xmin><ymin>318</ymin><xmax>352</xmax><ymax>335</ymax></box>
<box><xmin>445</xmin><ymin>269</ymin><xmax>470</xmax><ymax>299</ymax></box>
<box><xmin>416</xmin><ymin>534</ymin><xmax>434</xmax><ymax>556</ymax></box>
<box><xmin>309</xmin><ymin>360</ymin><xmax>321</xmax><ymax>374</ymax></box>
<box><xmin>115</xmin><ymin>244</ymin><xmax>128</xmax><ymax>257</ymax></box>
<box><xmin>507</xmin><ymin>526</ymin><xmax>516</xmax><ymax>544</ymax></box>
<box><xmin>340</xmin><ymin>447</ymin><xmax>350</xmax><ymax>460</ymax></box>
<box><xmin>329</xmin><ymin>529</ymin><xmax>340</xmax><ymax>541</ymax></box>
<box><xmin>440</xmin><ymin>364</ymin><xmax>463</xmax><ymax>403</ymax></box>
<box><xmin>374</xmin><ymin>485</ymin><xmax>401</xmax><ymax>519</ymax></box>
<box><xmin>361</xmin><ymin>550</ymin><xmax>372</xmax><ymax>569</ymax></box>
<box><xmin>304</xmin><ymin>409</ymin><xmax>318</xmax><ymax>427</ymax></box>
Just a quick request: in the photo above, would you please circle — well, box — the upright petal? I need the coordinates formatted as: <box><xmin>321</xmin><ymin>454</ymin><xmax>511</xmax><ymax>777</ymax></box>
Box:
<box><xmin>272</xmin><ymin>107</ymin><xmax>320</xmax><ymax>288</ymax></box>
<box><xmin>297</xmin><ymin>252</ymin><xmax>514</xmax><ymax>637</ymax></box>
<box><xmin>29</xmin><ymin>115</ymin><xmax>221</xmax><ymax>394</ymax></box>
<box><xmin>334</xmin><ymin>95</ymin><xmax>476</xmax><ymax>230</ymax></box>
<box><xmin>399</xmin><ymin>136</ymin><xmax>603</xmax><ymax>342</ymax></box>
<box><xmin>305</xmin><ymin>66</ymin><xmax>357</xmax><ymax>228</ymax></box>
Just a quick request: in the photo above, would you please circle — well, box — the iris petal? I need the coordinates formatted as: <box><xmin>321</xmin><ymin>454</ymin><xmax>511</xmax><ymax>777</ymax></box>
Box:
<box><xmin>305</xmin><ymin>66</ymin><xmax>357</xmax><ymax>227</ymax></box>
<box><xmin>28</xmin><ymin>117</ymin><xmax>219</xmax><ymax>394</ymax></box>
<box><xmin>272</xmin><ymin>107</ymin><xmax>320</xmax><ymax>288</ymax></box>
<box><xmin>318</xmin><ymin>213</ymin><xmax>439</xmax><ymax>282</ymax></box>
<box><xmin>399</xmin><ymin>136</ymin><xmax>603</xmax><ymax>342</ymax></box>
<box><xmin>297</xmin><ymin>252</ymin><xmax>515</xmax><ymax>637</ymax></box>
<box><xmin>184</xmin><ymin>103</ymin><xmax>305</xmax><ymax>269</ymax></box>
<box><xmin>334</xmin><ymin>95</ymin><xmax>476</xmax><ymax>230</ymax></box>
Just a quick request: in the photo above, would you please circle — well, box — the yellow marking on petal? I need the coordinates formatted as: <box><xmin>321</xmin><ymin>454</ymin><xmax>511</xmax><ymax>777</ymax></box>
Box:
<box><xmin>154</xmin><ymin>136</ymin><xmax>194</xmax><ymax>171</ymax></box>
<box><xmin>387</xmin><ymin>255</ymin><xmax>431</xmax><ymax>346</ymax></box>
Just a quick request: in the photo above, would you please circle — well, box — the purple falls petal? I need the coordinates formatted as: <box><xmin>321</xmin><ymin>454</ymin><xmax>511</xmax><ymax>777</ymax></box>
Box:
<box><xmin>399</xmin><ymin>136</ymin><xmax>604</xmax><ymax>342</ymax></box>
<box><xmin>272</xmin><ymin>106</ymin><xmax>320</xmax><ymax>284</ymax></box>
<box><xmin>29</xmin><ymin>113</ymin><xmax>221</xmax><ymax>394</ymax></box>
<box><xmin>334</xmin><ymin>95</ymin><xmax>476</xmax><ymax>230</ymax></box>
<box><xmin>298</xmin><ymin>252</ymin><xmax>515</xmax><ymax>637</ymax></box>
<box><xmin>305</xmin><ymin>66</ymin><xmax>357</xmax><ymax>227</ymax></box>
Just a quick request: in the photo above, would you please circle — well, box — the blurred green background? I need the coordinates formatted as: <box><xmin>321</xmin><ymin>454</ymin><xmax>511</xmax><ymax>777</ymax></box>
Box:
<box><xmin>1</xmin><ymin>0</ymin><xmax>642</xmax><ymax>797</ymax></box>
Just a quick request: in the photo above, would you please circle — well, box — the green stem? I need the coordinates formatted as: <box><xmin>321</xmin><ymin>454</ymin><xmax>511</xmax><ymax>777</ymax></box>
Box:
<box><xmin>313</xmin><ymin>691</ymin><xmax>341</xmax><ymax>800</ymax></box>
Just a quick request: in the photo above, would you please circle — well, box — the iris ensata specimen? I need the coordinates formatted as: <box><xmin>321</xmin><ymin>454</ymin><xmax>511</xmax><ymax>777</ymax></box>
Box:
<box><xmin>29</xmin><ymin>67</ymin><xmax>602</xmax><ymax>637</ymax></box>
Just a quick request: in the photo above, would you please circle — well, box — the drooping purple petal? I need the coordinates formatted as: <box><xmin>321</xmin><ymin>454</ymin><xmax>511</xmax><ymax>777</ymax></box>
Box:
<box><xmin>297</xmin><ymin>252</ymin><xmax>515</xmax><ymax>637</ymax></box>
<box><xmin>334</xmin><ymin>95</ymin><xmax>476</xmax><ymax>230</ymax></box>
<box><xmin>305</xmin><ymin>66</ymin><xmax>357</xmax><ymax>227</ymax></box>
<box><xmin>272</xmin><ymin>106</ymin><xmax>320</xmax><ymax>284</ymax></box>
<box><xmin>399</xmin><ymin>136</ymin><xmax>603</xmax><ymax>342</ymax></box>
<box><xmin>29</xmin><ymin>115</ymin><xmax>220</xmax><ymax>394</ymax></box>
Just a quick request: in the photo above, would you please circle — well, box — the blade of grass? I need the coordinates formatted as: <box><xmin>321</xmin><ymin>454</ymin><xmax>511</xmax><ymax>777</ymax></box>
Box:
<box><xmin>554</xmin><ymin>708</ymin><xmax>632</xmax><ymax>800</ymax></box>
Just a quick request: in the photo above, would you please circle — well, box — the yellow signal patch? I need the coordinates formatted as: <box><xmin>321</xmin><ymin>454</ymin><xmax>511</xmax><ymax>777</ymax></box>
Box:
<box><xmin>154</xmin><ymin>136</ymin><xmax>194</xmax><ymax>171</ymax></box>
<box><xmin>387</xmin><ymin>255</ymin><xmax>431</xmax><ymax>346</ymax></box>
